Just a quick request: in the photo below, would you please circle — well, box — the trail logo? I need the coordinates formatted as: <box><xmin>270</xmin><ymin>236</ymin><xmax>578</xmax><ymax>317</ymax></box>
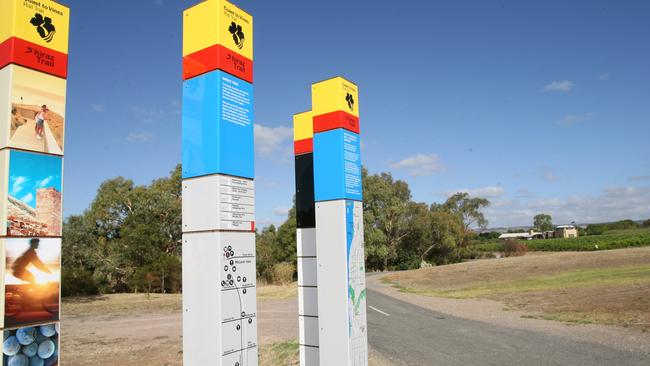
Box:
<box><xmin>30</xmin><ymin>13</ymin><xmax>56</xmax><ymax>43</ymax></box>
<box><xmin>346</xmin><ymin>93</ymin><xmax>355</xmax><ymax>111</ymax></box>
<box><xmin>228</xmin><ymin>21</ymin><xmax>245</xmax><ymax>50</ymax></box>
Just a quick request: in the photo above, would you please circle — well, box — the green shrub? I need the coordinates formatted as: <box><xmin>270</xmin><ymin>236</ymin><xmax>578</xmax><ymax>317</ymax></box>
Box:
<box><xmin>501</xmin><ymin>241</ymin><xmax>528</xmax><ymax>257</ymax></box>
<box><xmin>271</xmin><ymin>262</ymin><xmax>296</xmax><ymax>285</ymax></box>
<box><xmin>472</xmin><ymin>232</ymin><xmax>650</xmax><ymax>253</ymax></box>
<box><xmin>471</xmin><ymin>242</ymin><xmax>501</xmax><ymax>252</ymax></box>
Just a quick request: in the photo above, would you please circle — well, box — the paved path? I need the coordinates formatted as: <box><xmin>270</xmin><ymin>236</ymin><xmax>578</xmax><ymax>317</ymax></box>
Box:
<box><xmin>367</xmin><ymin>289</ymin><xmax>649</xmax><ymax>366</ymax></box>
<box><xmin>11</xmin><ymin>118</ymin><xmax>44</xmax><ymax>151</ymax></box>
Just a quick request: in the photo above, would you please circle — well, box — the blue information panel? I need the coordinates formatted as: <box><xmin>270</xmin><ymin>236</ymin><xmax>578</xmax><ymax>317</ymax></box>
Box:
<box><xmin>313</xmin><ymin>129</ymin><xmax>362</xmax><ymax>201</ymax></box>
<box><xmin>182</xmin><ymin>69</ymin><xmax>254</xmax><ymax>179</ymax></box>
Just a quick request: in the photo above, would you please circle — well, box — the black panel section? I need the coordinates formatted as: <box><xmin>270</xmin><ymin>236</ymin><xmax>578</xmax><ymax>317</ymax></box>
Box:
<box><xmin>295</xmin><ymin>153</ymin><xmax>316</xmax><ymax>228</ymax></box>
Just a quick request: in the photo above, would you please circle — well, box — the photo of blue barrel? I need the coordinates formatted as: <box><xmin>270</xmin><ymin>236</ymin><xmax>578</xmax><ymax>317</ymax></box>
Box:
<box><xmin>3</xmin><ymin>324</ymin><xmax>59</xmax><ymax>366</ymax></box>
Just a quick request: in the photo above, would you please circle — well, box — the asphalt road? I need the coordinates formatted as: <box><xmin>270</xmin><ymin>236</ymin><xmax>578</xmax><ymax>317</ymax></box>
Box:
<box><xmin>367</xmin><ymin>289</ymin><xmax>649</xmax><ymax>366</ymax></box>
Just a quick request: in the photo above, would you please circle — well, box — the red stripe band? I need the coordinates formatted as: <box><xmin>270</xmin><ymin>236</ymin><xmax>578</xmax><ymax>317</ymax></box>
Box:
<box><xmin>183</xmin><ymin>43</ymin><xmax>253</xmax><ymax>83</ymax></box>
<box><xmin>313</xmin><ymin>111</ymin><xmax>360</xmax><ymax>134</ymax></box>
<box><xmin>294</xmin><ymin>138</ymin><xmax>314</xmax><ymax>155</ymax></box>
<box><xmin>0</xmin><ymin>37</ymin><xmax>68</xmax><ymax>78</ymax></box>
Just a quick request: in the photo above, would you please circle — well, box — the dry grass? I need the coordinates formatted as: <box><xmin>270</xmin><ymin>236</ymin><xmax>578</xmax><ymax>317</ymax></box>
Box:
<box><xmin>258</xmin><ymin>340</ymin><xmax>394</xmax><ymax>366</ymax></box>
<box><xmin>259</xmin><ymin>340</ymin><xmax>300</xmax><ymax>365</ymax></box>
<box><xmin>384</xmin><ymin>247</ymin><xmax>650</xmax><ymax>329</ymax></box>
<box><xmin>63</xmin><ymin>283</ymin><xmax>298</xmax><ymax>317</ymax></box>
<box><xmin>258</xmin><ymin>283</ymin><xmax>298</xmax><ymax>300</ymax></box>
<box><xmin>63</xmin><ymin>293</ymin><xmax>182</xmax><ymax>319</ymax></box>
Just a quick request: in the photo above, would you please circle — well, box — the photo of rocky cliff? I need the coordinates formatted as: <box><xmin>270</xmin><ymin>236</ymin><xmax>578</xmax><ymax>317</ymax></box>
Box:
<box><xmin>6</xmin><ymin>151</ymin><xmax>63</xmax><ymax>237</ymax></box>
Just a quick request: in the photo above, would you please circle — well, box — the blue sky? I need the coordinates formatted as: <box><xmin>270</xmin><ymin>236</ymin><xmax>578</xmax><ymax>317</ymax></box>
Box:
<box><xmin>9</xmin><ymin>151</ymin><xmax>62</xmax><ymax>208</ymax></box>
<box><xmin>61</xmin><ymin>0</ymin><xmax>650</xmax><ymax>228</ymax></box>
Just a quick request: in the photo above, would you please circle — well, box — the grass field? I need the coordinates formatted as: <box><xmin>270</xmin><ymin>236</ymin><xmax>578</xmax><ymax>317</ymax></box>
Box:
<box><xmin>604</xmin><ymin>227</ymin><xmax>650</xmax><ymax>235</ymax></box>
<box><xmin>393</xmin><ymin>266</ymin><xmax>650</xmax><ymax>299</ymax></box>
<box><xmin>258</xmin><ymin>283</ymin><xmax>298</xmax><ymax>300</ymax></box>
<box><xmin>384</xmin><ymin>247</ymin><xmax>650</xmax><ymax>330</ymax></box>
<box><xmin>259</xmin><ymin>341</ymin><xmax>300</xmax><ymax>365</ymax></box>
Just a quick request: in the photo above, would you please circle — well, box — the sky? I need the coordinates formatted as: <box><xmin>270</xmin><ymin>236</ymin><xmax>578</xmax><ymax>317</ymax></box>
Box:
<box><xmin>9</xmin><ymin>150</ymin><xmax>62</xmax><ymax>209</ymax></box>
<box><xmin>60</xmin><ymin>0</ymin><xmax>650</xmax><ymax>228</ymax></box>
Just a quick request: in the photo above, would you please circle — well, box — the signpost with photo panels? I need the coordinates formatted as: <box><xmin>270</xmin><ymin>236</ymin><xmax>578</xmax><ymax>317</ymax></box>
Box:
<box><xmin>182</xmin><ymin>1</ymin><xmax>257</xmax><ymax>365</ymax></box>
<box><xmin>0</xmin><ymin>1</ymin><xmax>68</xmax><ymax>364</ymax></box>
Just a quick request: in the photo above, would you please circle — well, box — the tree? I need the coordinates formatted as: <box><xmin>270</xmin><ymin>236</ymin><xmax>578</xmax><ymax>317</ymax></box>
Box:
<box><xmin>363</xmin><ymin>169</ymin><xmax>413</xmax><ymax>270</ymax></box>
<box><xmin>643</xmin><ymin>219</ymin><xmax>650</xmax><ymax>228</ymax></box>
<box><xmin>436</xmin><ymin>192</ymin><xmax>489</xmax><ymax>230</ymax></box>
<box><xmin>533</xmin><ymin>214</ymin><xmax>553</xmax><ymax>232</ymax></box>
<box><xmin>420</xmin><ymin>210</ymin><xmax>465</xmax><ymax>265</ymax></box>
<box><xmin>62</xmin><ymin>166</ymin><xmax>183</xmax><ymax>294</ymax></box>
<box><xmin>255</xmin><ymin>202</ymin><xmax>297</xmax><ymax>283</ymax></box>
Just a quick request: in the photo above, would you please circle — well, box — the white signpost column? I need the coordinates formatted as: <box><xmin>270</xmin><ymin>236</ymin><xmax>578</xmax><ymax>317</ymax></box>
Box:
<box><xmin>0</xmin><ymin>2</ymin><xmax>69</xmax><ymax>364</ymax></box>
<box><xmin>312</xmin><ymin>77</ymin><xmax>368</xmax><ymax>366</ymax></box>
<box><xmin>293</xmin><ymin>111</ymin><xmax>319</xmax><ymax>365</ymax></box>
<box><xmin>181</xmin><ymin>1</ymin><xmax>257</xmax><ymax>365</ymax></box>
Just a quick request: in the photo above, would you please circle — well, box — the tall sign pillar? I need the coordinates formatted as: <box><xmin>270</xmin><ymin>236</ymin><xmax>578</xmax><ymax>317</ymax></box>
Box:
<box><xmin>312</xmin><ymin>77</ymin><xmax>368</xmax><ymax>366</ymax></box>
<box><xmin>293</xmin><ymin>111</ymin><xmax>319</xmax><ymax>365</ymax></box>
<box><xmin>0</xmin><ymin>1</ymin><xmax>69</xmax><ymax>364</ymax></box>
<box><xmin>181</xmin><ymin>1</ymin><xmax>257</xmax><ymax>365</ymax></box>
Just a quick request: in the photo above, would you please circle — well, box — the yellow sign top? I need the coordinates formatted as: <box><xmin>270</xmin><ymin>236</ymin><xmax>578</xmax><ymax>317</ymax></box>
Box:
<box><xmin>293</xmin><ymin>111</ymin><xmax>314</xmax><ymax>141</ymax></box>
<box><xmin>183</xmin><ymin>0</ymin><xmax>254</xmax><ymax>60</ymax></box>
<box><xmin>0</xmin><ymin>0</ymin><xmax>70</xmax><ymax>54</ymax></box>
<box><xmin>311</xmin><ymin>77</ymin><xmax>359</xmax><ymax>118</ymax></box>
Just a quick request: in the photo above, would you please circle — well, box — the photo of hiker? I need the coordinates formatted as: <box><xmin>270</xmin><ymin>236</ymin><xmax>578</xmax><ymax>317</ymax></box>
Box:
<box><xmin>35</xmin><ymin>105</ymin><xmax>50</xmax><ymax>140</ymax></box>
<box><xmin>1</xmin><ymin>65</ymin><xmax>66</xmax><ymax>155</ymax></box>
<box><xmin>3</xmin><ymin>238</ymin><xmax>61</xmax><ymax>328</ymax></box>
<box><xmin>5</xmin><ymin>150</ymin><xmax>63</xmax><ymax>237</ymax></box>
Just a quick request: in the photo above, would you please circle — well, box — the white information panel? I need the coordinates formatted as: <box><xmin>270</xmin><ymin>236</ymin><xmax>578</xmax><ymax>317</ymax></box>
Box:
<box><xmin>183</xmin><ymin>231</ymin><xmax>258</xmax><ymax>366</ymax></box>
<box><xmin>315</xmin><ymin>200</ymin><xmax>368</xmax><ymax>366</ymax></box>
<box><xmin>183</xmin><ymin>174</ymin><xmax>255</xmax><ymax>232</ymax></box>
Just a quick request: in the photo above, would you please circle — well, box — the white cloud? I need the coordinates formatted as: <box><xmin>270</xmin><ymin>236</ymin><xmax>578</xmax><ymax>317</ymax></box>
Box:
<box><xmin>544</xmin><ymin>80</ymin><xmax>574</xmax><ymax>92</ymax></box>
<box><xmin>517</xmin><ymin>188</ymin><xmax>534</xmax><ymax>198</ymax></box>
<box><xmin>558</xmin><ymin>112</ymin><xmax>593</xmax><ymax>126</ymax></box>
<box><xmin>11</xmin><ymin>176</ymin><xmax>27</xmax><ymax>195</ymax></box>
<box><xmin>273</xmin><ymin>207</ymin><xmax>291</xmax><ymax>217</ymax></box>
<box><xmin>541</xmin><ymin>167</ymin><xmax>557</xmax><ymax>182</ymax></box>
<box><xmin>37</xmin><ymin>176</ymin><xmax>53</xmax><ymax>188</ymax></box>
<box><xmin>450</xmin><ymin>186</ymin><xmax>505</xmax><ymax>198</ymax></box>
<box><xmin>254</xmin><ymin>124</ymin><xmax>293</xmax><ymax>158</ymax></box>
<box><xmin>129</xmin><ymin>106</ymin><xmax>166</xmax><ymax>124</ymax></box>
<box><xmin>20</xmin><ymin>193</ymin><xmax>34</xmax><ymax>204</ymax></box>
<box><xmin>484</xmin><ymin>185</ymin><xmax>650</xmax><ymax>228</ymax></box>
<box><xmin>91</xmin><ymin>104</ymin><xmax>106</xmax><ymax>113</ymax></box>
<box><xmin>257</xmin><ymin>178</ymin><xmax>279</xmax><ymax>188</ymax></box>
<box><xmin>126</xmin><ymin>132</ymin><xmax>153</xmax><ymax>143</ymax></box>
<box><xmin>169</xmin><ymin>100</ymin><xmax>181</xmax><ymax>116</ymax></box>
<box><xmin>390</xmin><ymin>153</ymin><xmax>445</xmax><ymax>177</ymax></box>
<box><xmin>629</xmin><ymin>175</ymin><xmax>650</xmax><ymax>182</ymax></box>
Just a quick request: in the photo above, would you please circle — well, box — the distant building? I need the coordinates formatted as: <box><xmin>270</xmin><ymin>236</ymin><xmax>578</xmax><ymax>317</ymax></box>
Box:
<box><xmin>499</xmin><ymin>229</ymin><xmax>544</xmax><ymax>241</ymax></box>
<box><xmin>555</xmin><ymin>225</ymin><xmax>578</xmax><ymax>238</ymax></box>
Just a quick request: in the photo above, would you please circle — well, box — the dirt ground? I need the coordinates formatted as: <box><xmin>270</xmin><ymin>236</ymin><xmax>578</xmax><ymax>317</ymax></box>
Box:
<box><xmin>383</xmin><ymin>247</ymin><xmax>650</xmax><ymax>329</ymax></box>
<box><xmin>61</xmin><ymin>289</ymin><xmax>392</xmax><ymax>365</ymax></box>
